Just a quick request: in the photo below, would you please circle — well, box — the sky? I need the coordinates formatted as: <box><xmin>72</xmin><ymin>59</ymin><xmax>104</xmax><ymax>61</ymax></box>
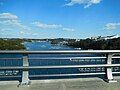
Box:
<box><xmin>0</xmin><ymin>0</ymin><xmax>120</xmax><ymax>39</ymax></box>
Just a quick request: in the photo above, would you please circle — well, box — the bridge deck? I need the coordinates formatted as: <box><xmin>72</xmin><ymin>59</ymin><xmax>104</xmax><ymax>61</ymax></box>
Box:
<box><xmin>0</xmin><ymin>77</ymin><xmax>120</xmax><ymax>90</ymax></box>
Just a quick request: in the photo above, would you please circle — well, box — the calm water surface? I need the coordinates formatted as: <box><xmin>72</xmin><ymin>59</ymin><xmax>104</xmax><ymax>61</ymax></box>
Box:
<box><xmin>0</xmin><ymin>41</ymin><xmax>119</xmax><ymax>80</ymax></box>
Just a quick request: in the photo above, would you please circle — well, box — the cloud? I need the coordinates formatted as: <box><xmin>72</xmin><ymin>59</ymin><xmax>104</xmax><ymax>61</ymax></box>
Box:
<box><xmin>62</xmin><ymin>28</ymin><xmax>75</xmax><ymax>32</ymax></box>
<box><xmin>32</xmin><ymin>21</ymin><xmax>75</xmax><ymax>32</ymax></box>
<box><xmin>32</xmin><ymin>22</ymin><xmax>63</xmax><ymax>29</ymax></box>
<box><xmin>0</xmin><ymin>13</ymin><xmax>76</xmax><ymax>38</ymax></box>
<box><xmin>20</xmin><ymin>31</ymin><xmax>25</xmax><ymax>35</ymax></box>
<box><xmin>0</xmin><ymin>13</ymin><xmax>18</xmax><ymax>20</ymax></box>
<box><xmin>0</xmin><ymin>13</ymin><xmax>30</xmax><ymax>30</ymax></box>
<box><xmin>0</xmin><ymin>13</ymin><xmax>32</xmax><ymax>38</ymax></box>
<box><xmin>65</xmin><ymin>0</ymin><xmax>101</xmax><ymax>8</ymax></box>
<box><xmin>32</xmin><ymin>33</ymin><xmax>39</xmax><ymax>36</ymax></box>
<box><xmin>104</xmin><ymin>23</ymin><xmax>120</xmax><ymax>30</ymax></box>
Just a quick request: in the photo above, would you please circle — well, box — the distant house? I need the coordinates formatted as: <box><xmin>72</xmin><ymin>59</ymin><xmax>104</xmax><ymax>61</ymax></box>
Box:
<box><xmin>99</xmin><ymin>35</ymin><xmax>119</xmax><ymax>40</ymax></box>
<box><xmin>75</xmin><ymin>39</ymin><xmax>80</xmax><ymax>42</ymax></box>
<box><xmin>90</xmin><ymin>36</ymin><xmax>98</xmax><ymax>41</ymax></box>
<box><xmin>90</xmin><ymin>34</ymin><xmax>119</xmax><ymax>41</ymax></box>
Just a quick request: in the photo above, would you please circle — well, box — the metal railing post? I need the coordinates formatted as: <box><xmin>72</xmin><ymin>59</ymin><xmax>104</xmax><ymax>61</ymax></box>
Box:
<box><xmin>19</xmin><ymin>54</ymin><xmax>30</xmax><ymax>86</ymax></box>
<box><xmin>106</xmin><ymin>53</ymin><xmax>117</xmax><ymax>83</ymax></box>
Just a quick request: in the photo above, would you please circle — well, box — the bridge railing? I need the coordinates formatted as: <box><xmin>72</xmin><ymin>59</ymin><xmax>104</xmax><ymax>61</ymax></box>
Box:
<box><xmin>0</xmin><ymin>50</ymin><xmax>120</xmax><ymax>85</ymax></box>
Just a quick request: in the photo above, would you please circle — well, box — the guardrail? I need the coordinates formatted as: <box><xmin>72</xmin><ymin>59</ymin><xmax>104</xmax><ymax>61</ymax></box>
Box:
<box><xmin>0</xmin><ymin>50</ymin><xmax>120</xmax><ymax>86</ymax></box>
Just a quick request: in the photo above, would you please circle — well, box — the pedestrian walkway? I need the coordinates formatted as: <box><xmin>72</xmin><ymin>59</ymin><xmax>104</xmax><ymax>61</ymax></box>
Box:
<box><xmin>0</xmin><ymin>77</ymin><xmax>120</xmax><ymax>90</ymax></box>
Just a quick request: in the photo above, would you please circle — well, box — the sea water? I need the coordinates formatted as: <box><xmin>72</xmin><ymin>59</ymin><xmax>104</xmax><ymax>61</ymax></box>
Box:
<box><xmin>0</xmin><ymin>41</ymin><xmax>119</xmax><ymax>80</ymax></box>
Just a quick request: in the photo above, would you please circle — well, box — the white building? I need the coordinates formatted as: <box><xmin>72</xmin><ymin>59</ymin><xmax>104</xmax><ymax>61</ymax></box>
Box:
<box><xmin>100</xmin><ymin>34</ymin><xmax>119</xmax><ymax>40</ymax></box>
<box><xmin>90</xmin><ymin>34</ymin><xmax>119</xmax><ymax>41</ymax></box>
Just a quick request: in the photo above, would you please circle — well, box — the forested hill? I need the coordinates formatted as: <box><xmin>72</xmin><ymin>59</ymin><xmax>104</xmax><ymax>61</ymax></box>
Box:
<box><xmin>0</xmin><ymin>37</ymin><xmax>120</xmax><ymax>50</ymax></box>
<box><xmin>0</xmin><ymin>39</ymin><xmax>25</xmax><ymax>50</ymax></box>
<box><xmin>65</xmin><ymin>37</ymin><xmax>120</xmax><ymax>50</ymax></box>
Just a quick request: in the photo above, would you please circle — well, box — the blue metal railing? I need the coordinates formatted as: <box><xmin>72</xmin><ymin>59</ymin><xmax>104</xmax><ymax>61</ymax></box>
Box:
<box><xmin>0</xmin><ymin>50</ymin><xmax>120</xmax><ymax>85</ymax></box>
